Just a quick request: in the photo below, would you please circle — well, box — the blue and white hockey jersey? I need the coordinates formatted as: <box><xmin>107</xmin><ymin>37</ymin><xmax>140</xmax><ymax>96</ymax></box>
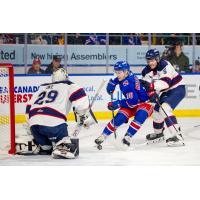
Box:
<box><xmin>26</xmin><ymin>80</ymin><xmax>89</xmax><ymax>127</ymax></box>
<box><xmin>114</xmin><ymin>71</ymin><xmax>149</xmax><ymax>108</ymax></box>
<box><xmin>142</xmin><ymin>59</ymin><xmax>184</xmax><ymax>93</ymax></box>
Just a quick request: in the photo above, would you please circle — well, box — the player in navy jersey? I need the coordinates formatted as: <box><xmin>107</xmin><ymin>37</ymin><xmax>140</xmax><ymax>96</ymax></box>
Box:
<box><xmin>95</xmin><ymin>61</ymin><xmax>153</xmax><ymax>147</ymax></box>
<box><xmin>20</xmin><ymin>68</ymin><xmax>95</xmax><ymax>158</ymax></box>
<box><xmin>141</xmin><ymin>49</ymin><xmax>186</xmax><ymax>146</ymax></box>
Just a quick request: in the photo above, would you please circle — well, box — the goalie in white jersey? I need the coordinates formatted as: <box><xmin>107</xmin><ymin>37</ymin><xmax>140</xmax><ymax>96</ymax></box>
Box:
<box><xmin>22</xmin><ymin>68</ymin><xmax>94</xmax><ymax>159</ymax></box>
<box><xmin>141</xmin><ymin>49</ymin><xmax>186</xmax><ymax>146</ymax></box>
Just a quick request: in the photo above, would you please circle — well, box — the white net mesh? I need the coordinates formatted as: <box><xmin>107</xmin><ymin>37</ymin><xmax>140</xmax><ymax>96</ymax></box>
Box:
<box><xmin>0</xmin><ymin>67</ymin><xmax>11</xmax><ymax>153</ymax></box>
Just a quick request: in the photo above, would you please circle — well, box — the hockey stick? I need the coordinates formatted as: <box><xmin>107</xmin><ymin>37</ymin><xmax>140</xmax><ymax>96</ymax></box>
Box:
<box><xmin>72</xmin><ymin>79</ymin><xmax>106</xmax><ymax>137</ymax></box>
<box><xmin>110</xmin><ymin>93</ymin><xmax>117</xmax><ymax>139</ymax></box>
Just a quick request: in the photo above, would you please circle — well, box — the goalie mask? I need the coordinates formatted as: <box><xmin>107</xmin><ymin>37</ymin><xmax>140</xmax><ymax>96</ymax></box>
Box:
<box><xmin>52</xmin><ymin>68</ymin><xmax>69</xmax><ymax>82</ymax></box>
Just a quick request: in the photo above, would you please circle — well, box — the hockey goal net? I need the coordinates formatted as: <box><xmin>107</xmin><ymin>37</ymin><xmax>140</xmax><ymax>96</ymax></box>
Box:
<box><xmin>0</xmin><ymin>64</ymin><xmax>16</xmax><ymax>154</ymax></box>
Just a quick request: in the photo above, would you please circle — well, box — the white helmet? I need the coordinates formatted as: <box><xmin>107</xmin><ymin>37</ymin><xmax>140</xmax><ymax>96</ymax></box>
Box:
<box><xmin>52</xmin><ymin>68</ymin><xmax>68</xmax><ymax>82</ymax></box>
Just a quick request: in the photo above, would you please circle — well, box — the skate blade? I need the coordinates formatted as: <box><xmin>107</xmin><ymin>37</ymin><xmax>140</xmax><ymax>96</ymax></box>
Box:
<box><xmin>146</xmin><ymin>137</ymin><xmax>165</xmax><ymax>145</ymax></box>
<box><xmin>16</xmin><ymin>151</ymin><xmax>37</xmax><ymax>156</ymax></box>
<box><xmin>166</xmin><ymin>141</ymin><xmax>185</xmax><ymax>147</ymax></box>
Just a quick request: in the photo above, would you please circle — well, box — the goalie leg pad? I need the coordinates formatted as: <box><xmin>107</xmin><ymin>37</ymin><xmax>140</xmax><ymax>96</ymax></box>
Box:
<box><xmin>16</xmin><ymin>141</ymin><xmax>53</xmax><ymax>155</ymax></box>
<box><xmin>52</xmin><ymin>137</ymin><xmax>79</xmax><ymax>159</ymax></box>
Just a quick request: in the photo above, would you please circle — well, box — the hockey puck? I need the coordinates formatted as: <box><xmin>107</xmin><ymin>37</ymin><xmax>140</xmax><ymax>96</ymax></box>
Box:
<box><xmin>97</xmin><ymin>145</ymin><xmax>102</xmax><ymax>150</ymax></box>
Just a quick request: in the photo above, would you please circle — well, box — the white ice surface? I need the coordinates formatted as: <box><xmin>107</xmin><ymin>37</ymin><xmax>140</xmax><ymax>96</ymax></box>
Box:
<box><xmin>0</xmin><ymin>118</ymin><xmax>200</xmax><ymax>166</ymax></box>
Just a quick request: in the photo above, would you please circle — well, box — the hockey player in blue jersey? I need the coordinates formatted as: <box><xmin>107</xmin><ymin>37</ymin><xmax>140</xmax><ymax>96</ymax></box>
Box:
<box><xmin>94</xmin><ymin>61</ymin><xmax>153</xmax><ymax>147</ymax></box>
<box><xmin>141</xmin><ymin>49</ymin><xmax>186</xmax><ymax>146</ymax></box>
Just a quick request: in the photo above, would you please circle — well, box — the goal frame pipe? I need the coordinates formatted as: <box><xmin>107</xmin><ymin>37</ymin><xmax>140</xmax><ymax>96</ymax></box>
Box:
<box><xmin>0</xmin><ymin>64</ymin><xmax>16</xmax><ymax>154</ymax></box>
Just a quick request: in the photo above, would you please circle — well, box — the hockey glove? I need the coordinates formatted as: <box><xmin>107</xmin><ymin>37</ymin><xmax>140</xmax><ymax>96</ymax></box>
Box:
<box><xmin>140</xmin><ymin>80</ymin><xmax>154</xmax><ymax>92</ymax></box>
<box><xmin>148</xmin><ymin>91</ymin><xmax>159</xmax><ymax>103</ymax></box>
<box><xmin>106</xmin><ymin>79</ymin><xmax>117</xmax><ymax>94</ymax></box>
<box><xmin>107</xmin><ymin>100</ymin><xmax>120</xmax><ymax>110</ymax></box>
<box><xmin>77</xmin><ymin>112</ymin><xmax>95</xmax><ymax>129</ymax></box>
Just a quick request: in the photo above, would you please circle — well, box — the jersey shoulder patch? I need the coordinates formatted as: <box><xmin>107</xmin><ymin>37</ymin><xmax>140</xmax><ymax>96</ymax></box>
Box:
<box><xmin>123</xmin><ymin>80</ymin><xmax>129</xmax><ymax>86</ymax></box>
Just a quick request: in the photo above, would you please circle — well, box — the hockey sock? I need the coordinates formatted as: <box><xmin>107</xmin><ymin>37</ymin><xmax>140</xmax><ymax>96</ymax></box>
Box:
<box><xmin>153</xmin><ymin>121</ymin><xmax>164</xmax><ymax>134</ymax></box>
<box><xmin>164</xmin><ymin>115</ymin><xmax>180</xmax><ymax>135</ymax></box>
<box><xmin>103</xmin><ymin>112</ymin><xmax>128</xmax><ymax>136</ymax></box>
<box><xmin>152</xmin><ymin>110</ymin><xmax>165</xmax><ymax>134</ymax></box>
<box><xmin>127</xmin><ymin>109</ymin><xmax>148</xmax><ymax>137</ymax></box>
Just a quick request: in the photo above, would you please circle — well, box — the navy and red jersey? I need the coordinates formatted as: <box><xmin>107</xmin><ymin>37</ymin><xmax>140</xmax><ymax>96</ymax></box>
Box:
<box><xmin>26</xmin><ymin>80</ymin><xmax>89</xmax><ymax>127</ymax></box>
<box><xmin>142</xmin><ymin>59</ymin><xmax>184</xmax><ymax>93</ymax></box>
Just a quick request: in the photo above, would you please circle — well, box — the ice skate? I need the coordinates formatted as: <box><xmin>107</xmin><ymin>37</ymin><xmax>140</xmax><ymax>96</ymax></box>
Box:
<box><xmin>94</xmin><ymin>134</ymin><xmax>107</xmax><ymax>150</ymax></box>
<box><xmin>166</xmin><ymin>134</ymin><xmax>185</xmax><ymax>147</ymax></box>
<box><xmin>146</xmin><ymin>128</ymin><xmax>165</xmax><ymax>144</ymax></box>
<box><xmin>122</xmin><ymin>133</ymin><xmax>132</xmax><ymax>147</ymax></box>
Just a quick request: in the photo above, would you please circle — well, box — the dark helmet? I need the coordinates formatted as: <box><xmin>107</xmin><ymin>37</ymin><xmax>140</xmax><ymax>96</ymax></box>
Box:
<box><xmin>114</xmin><ymin>61</ymin><xmax>130</xmax><ymax>71</ymax></box>
<box><xmin>145</xmin><ymin>49</ymin><xmax>160</xmax><ymax>62</ymax></box>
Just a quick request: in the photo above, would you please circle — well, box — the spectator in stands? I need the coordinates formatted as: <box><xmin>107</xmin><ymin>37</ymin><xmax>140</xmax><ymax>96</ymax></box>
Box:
<box><xmin>122</xmin><ymin>33</ymin><xmax>141</xmax><ymax>45</ymax></box>
<box><xmin>31</xmin><ymin>35</ymin><xmax>48</xmax><ymax>45</ymax></box>
<box><xmin>53</xmin><ymin>34</ymin><xmax>59</xmax><ymax>44</ymax></box>
<box><xmin>162</xmin><ymin>33</ymin><xmax>189</xmax><ymax>45</ymax></box>
<box><xmin>167</xmin><ymin>41</ymin><xmax>191</xmax><ymax>73</ymax></box>
<box><xmin>42</xmin><ymin>34</ymin><xmax>51</xmax><ymax>44</ymax></box>
<box><xmin>0</xmin><ymin>34</ymin><xmax>4</xmax><ymax>44</ymax></box>
<box><xmin>58</xmin><ymin>33</ymin><xmax>64</xmax><ymax>45</ymax></box>
<box><xmin>195</xmin><ymin>33</ymin><xmax>200</xmax><ymax>45</ymax></box>
<box><xmin>97</xmin><ymin>33</ymin><xmax>106</xmax><ymax>44</ymax></box>
<box><xmin>109</xmin><ymin>34</ymin><xmax>121</xmax><ymax>45</ymax></box>
<box><xmin>193</xmin><ymin>60</ymin><xmax>200</xmax><ymax>72</ymax></box>
<box><xmin>28</xmin><ymin>57</ymin><xmax>45</xmax><ymax>74</ymax></box>
<box><xmin>1</xmin><ymin>34</ymin><xmax>15</xmax><ymax>44</ymax></box>
<box><xmin>14</xmin><ymin>33</ymin><xmax>24</xmax><ymax>44</ymax></box>
<box><xmin>45</xmin><ymin>55</ymin><xmax>63</xmax><ymax>74</ymax></box>
<box><xmin>152</xmin><ymin>33</ymin><xmax>164</xmax><ymax>45</ymax></box>
<box><xmin>68</xmin><ymin>33</ymin><xmax>85</xmax><ymax>44</ymax></box>
<box><xmin>73</xmin><ymin>33</ymin><xmax>85</xmax><ymax>44</ymax></box>
<box><xmin>85</xmin><ymin>33</ymin><xmax>106</xmax><ymax>45</ymax></box>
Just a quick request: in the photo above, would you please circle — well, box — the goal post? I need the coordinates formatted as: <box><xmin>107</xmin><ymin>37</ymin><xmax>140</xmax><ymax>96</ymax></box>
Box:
<box><xmin>0</xmin><ymin>63</ymin><xmax>16</xmax><ymax>154</ymax></box>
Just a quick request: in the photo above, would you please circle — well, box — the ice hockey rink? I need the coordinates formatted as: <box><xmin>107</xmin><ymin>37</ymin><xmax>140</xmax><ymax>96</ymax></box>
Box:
<box><xmin>0</xmin><ymin>117</ymin><xmax>199</xmax><ymax>166</ymax></box>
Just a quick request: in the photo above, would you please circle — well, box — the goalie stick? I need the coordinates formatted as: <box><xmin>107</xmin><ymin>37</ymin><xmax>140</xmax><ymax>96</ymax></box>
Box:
<box><xmin>72</xmin><ymin>79</ymin><xmax>107</xmax><ymax>137</ymax></box>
